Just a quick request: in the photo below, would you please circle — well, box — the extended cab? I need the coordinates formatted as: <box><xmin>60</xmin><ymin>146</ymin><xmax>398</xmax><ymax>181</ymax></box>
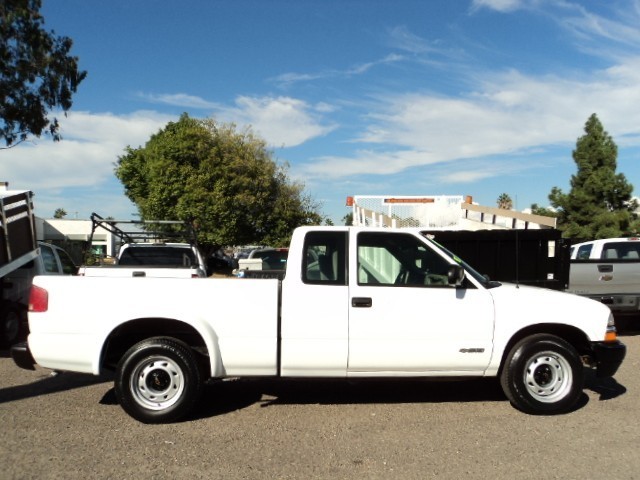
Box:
<box><xmin>13</xmin><ymin>227</ymin><xmax>625</xmax><ymax>423</ymax></box>
<box><xmin>568</xmin><ymin>237</ymin><xmax>640</xmax><ymax>316</ymax></box>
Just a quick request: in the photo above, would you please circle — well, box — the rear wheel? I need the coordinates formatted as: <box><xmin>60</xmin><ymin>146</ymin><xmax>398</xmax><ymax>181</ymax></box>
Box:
<box><xmin>115</xmin><ymin>337</ymin><xmax>202</xmax><ymax>423</ymax></box>
<box><xmin>500</xmin><ymin>334</ymin><xmax>583</xmax><ymax>414</ymax></box>
<box><xmin>0</xmin><ymin>303</ymin><xmax>25</xmax><ymax>348</ymax></box>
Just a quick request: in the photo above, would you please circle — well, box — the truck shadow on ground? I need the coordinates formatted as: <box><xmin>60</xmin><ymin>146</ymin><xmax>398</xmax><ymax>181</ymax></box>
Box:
<box><xmin>184</xmin><ymin>376</ymin><xmax>569</xmax><ymax>421</ymax></box>
<box><xmin>584</xmin><ymin>369</ymin><xmax>626</xmax><ymax>401</ymax></box>
<box><xmin>189</xmin><ymin>372</ymin><xmax>627</xmax><ymax>421</ymax></box>
<box><xmin>188</xmin><ymin>378</ymin><xmax>506</xmax><ymax>420</ymax></box>
<box><xmin>0</xmin><ymin>368</ymin><xmax>113</xmax><ymax>404</ymax></box>
<box><xmin>2</xmin><ymin>347</ymin><xmax>626</xmax><ymax>419</ymax></box>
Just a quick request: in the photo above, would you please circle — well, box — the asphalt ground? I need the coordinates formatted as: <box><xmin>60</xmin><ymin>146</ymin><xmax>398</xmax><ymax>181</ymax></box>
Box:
<box><xmin>1</xmin><ymin>328</ymin><xmax>639</xmax><ymax>480</ymax></box>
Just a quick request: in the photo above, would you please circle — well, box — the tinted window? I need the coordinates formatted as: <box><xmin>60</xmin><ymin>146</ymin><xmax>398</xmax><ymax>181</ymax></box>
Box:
<box><xmin>57</xmin><ymin>249</ymin><xmax>78</xmax><ymax>274</ymax></box>
<box><xmin>118</xmin><ymin>246</ymin><xmax>196</xmax><ymax>266</ymax></box>
<box><xmin>251</xmin><ymin>250</ymin><xmax>288</xmax><ymax>270</ymax></box>
<box><xmin>576</xmin><ymin>244</ymin><xmax>592</xmax><ymax>260</ymax></box>
<box><xmin>303</xmin><ymin>232</ymin><xmax>347</xmax><ymax>285</ymax></box>
<box><xmin>601</xmin><ymin>242</ymin><xmax>640</xmax><ymax>260</ymax></box>
<box><xmin>40</xmin><ymin>245</ymin><xmax>59</xmax><ymax>273</ymax></box>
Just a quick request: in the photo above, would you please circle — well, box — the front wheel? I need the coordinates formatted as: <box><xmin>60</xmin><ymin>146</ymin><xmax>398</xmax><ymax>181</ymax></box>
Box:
<box><xmin>500</xmin><ymin>334</ymin><xmax>583</xmax><ymax>414</ymax></box>
<box><xmin>115</xmin><ymin>337</ymin><xmax>202</xmax><ymax>423</ymax></box>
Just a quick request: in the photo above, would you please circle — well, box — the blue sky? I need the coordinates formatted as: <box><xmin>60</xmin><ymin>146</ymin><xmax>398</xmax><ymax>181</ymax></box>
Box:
<box><xmin>3</xmin><ymin>0</ymin><xmax>640</xmax><ymax>224</ymax></box>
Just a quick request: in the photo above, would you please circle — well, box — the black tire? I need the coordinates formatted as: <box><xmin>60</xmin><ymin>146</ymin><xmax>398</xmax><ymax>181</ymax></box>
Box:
<box><xmin>0</xmin><ymin>303</ymin><xmax>25</xmax><ymax>349</ymax></box>
<box><xmin>500</xmin><ymin>334</ymin><xmax>583</xmax><ymax>414</ymax></box>
<box><xmin>115</xmin><ymin>337</ymin><xmax>202</xmax><ymax>423</ymax></box>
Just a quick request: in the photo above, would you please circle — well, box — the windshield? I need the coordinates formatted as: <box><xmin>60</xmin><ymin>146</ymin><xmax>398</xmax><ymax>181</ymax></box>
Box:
<box><xmin>420</xmin><ymin>234</ymin><xmax>501</xmax><ymax>288</ymax></box>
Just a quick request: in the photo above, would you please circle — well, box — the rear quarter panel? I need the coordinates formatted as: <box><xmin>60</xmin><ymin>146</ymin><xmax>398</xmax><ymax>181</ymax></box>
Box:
<box><xmin>27</xmin><ymin>275</ymin><xmax>279</xmax><ymax>376</ymax></box>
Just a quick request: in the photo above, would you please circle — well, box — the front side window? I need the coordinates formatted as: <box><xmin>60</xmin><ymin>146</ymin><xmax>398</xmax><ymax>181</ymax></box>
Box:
<box><xmin>58</xmin><ymin>249</ymin><xmax>78</xmax><ymax>274</ymax></box>
<box><xmin>40</xmin><ymin>245</ymin><xmax>59</xmax><ymax>273</ymax></box>
<box><xmin>576</xmin><ymin>244</ymin><xmax>592</xmax><ymax>260</ymax></box>
<box><xmin>357</xmin><ymin>232</ymin><xmax>452</xmax><ymax>287</ymax></box>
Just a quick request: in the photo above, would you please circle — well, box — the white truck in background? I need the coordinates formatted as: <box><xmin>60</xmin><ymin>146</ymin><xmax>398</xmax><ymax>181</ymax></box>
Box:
<box><xmin>0</xmin><ymin>186</ymin><xmax>76</xmax><ymax>347</ymax></box>
<box><xmin>77</xmin><ymin>213</ymin><xmax>207</xmax><ymax>278</ymax></box>
<box><xmin>568</xmin><ymin>237</ymin><xmax>640</xmax><ymax>318</ymax></box>
<box><xmin>13</xmin><ymin>226</ymin><xmax>625</xmax><ymax>423</ymax></box>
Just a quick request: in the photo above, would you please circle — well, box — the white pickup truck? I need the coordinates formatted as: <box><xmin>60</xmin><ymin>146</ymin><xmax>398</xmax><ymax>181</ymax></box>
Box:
<box><xmin>568</xmin><ymin>237</ymin><xmax>640</xmax><ymax>316</ymax></box>
<box><xmin>12</xmin><ymin>226</ymin><xmax>625</xmax><ymax>423</ymax></box>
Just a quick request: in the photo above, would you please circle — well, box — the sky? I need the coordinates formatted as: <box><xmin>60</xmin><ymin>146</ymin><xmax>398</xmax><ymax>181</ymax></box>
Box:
<box><xmin>3</xmin><ymin>0</ymin><xmax>640</xmax><ymax>224</ymax></box>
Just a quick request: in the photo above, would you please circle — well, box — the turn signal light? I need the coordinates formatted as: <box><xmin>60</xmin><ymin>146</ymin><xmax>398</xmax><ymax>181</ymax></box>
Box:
<box><xmin>29</xmin><ymin>285</ymin><xmax>49</xmax><ymax>312</ymax></box>
<box><xmin>604</xmin><ymin>330</ymin><xmax>618</xmax><ymax>342</ymax></box>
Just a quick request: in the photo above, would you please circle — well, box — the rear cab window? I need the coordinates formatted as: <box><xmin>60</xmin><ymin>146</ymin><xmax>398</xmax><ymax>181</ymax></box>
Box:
<box><xmin>302</xmin><ymin>231</ymin><xmax>347</xmax><ymax>285</ymax></box>
<box><xmin>601</xmin><ymin>241</ymin><xmax>640</xmax><ymax>260</ymax></box>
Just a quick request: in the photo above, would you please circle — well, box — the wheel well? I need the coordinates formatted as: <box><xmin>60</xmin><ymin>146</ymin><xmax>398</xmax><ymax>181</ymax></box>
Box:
<box><xmin>101</xmin><ymin>318</ymin><xmax>209</xmax><ymax>374</ymax></box>
<box><xmin>498</xmin><ymin>324</ymin><xmax>592</xmax><ymax>375</ymax></box>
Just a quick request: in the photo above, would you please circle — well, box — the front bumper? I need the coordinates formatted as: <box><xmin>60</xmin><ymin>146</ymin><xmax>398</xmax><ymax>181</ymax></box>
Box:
<box><xmin>11</xmin><ymin>342</ymin><xmax>36</xmax><ymax>371</ymax></box>
<box><xmin>591</xmin><ymin>340</ymin><xmax>626</xmax><ymax>377</ymax></box>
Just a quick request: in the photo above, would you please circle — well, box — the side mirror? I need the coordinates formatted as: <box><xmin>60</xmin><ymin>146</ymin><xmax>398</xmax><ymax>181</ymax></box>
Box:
<box><xmin>447</xmin><ymin>264</ymin><xmax>465</xmax><ymax>286</ymax></box>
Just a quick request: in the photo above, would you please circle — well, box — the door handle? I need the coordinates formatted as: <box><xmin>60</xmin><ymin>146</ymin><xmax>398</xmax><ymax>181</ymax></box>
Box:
<box><xmin>598</xmin><ymin>264</ymin><xmax>613</xmax><ymax>273</ymax></box>
<box><xmin>352</xmin><ymin>297</ymin><xmax>372</xmax><ymax>308</ymax></box>
<box><xmin>132</xmin><ymin>271</ymin><xmax>146</xmax><ymax>277</ymax></box>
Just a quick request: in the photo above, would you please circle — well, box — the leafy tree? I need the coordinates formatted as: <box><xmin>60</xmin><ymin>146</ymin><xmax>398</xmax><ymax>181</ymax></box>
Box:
<box><xmin>53</xmin><ymin>207</ymin><xmax>66</xmax><ymax>218</ymax></box>
<box><xmin>1</xmin><ymin>0</ymin><xmax>87</xmax><ymax>147</ymax></box>
<box><xmin>342</xmin><ymin>212</ymin><xmax>353</xmax><ymax>226</ymax></box>
<box><xmin>530</xmin><ymin>203</ymin><xmax>557</xmax><ymax>218</ymax></box>
<box><xmin>115</xmin><ymin>114</ymin><xmax>323</xmax><ymax>253</ymax></box>
<box><xmin>549</xmin><ymin>113</ymin><xmax>638</xmax><ymax>239</ymax></box>
<box><xmin>496</xmin><ymin>193</ymin><xmax>513</xmax><ymax>210</ymax></box>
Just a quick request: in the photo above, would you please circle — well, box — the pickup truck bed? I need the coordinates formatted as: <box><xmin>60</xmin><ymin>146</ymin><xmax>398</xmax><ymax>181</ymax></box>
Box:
<box><xmin>568</xmin><ymin>237</ymin><xmax>640</xmax><ymax>315</ymax></box>
<box><xmin>79</xmin><ymin>243</ymin><xmax>207</xmax><ymax>278</ymax></box>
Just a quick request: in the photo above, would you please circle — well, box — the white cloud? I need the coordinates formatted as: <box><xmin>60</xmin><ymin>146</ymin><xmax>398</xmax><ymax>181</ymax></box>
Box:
<box><xmin>217</xmin><ymin>96</ymin><xmax>336</xmax><ymax>147</ymax></box>
<box><xmin>138</xmin><ymin>92</ymin><xmax>220</xmax><ymax>110</ymax></box>
<box><xmin>0</xmin><ymin>111</ymin><xmax>174</xmax><ymax>216</ymax></box>
<box><xmin>471</xmin><ymin>0</ymin><xmax>524</xmax><ymax>13</ymax></box>
<box><xmin>270</xmin><ymin>54</ymin><xmax>404</xmax><ymax>88</ymax></box>
<box><xmin>558</xmin><ymin>2</ymin><xmax>640</xmax><ymax>47</ymax></box>
<box><xmin>302</xmin><ymin>54</ymin><xmax>640</xmax><ymax>182</ymax></box>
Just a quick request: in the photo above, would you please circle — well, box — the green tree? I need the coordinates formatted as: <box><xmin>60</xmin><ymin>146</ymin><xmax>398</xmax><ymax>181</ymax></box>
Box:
<box><xmin>549</xmin><ymin>113</ymin><xmax>638</xmax><ymax>239</ymax></box>
<box><xmin>115</xmin><ymin>114</ymin><xmax>323</xmax><ymax>253</ymax></box>
<box><xmin>530</xmin><ymin>203</ymin><xmax>557</xmax><ymax>218</ymax></box>
<box><xmin>1</xmin><ymin>0</ymin><xmax>87</xmax><ymax>147</ymax></box>
<box><xmin>342</xmin><ymin>212</ymin><xmax>353</xmax><ymax>226</ymax></box>
<box><xmin>53</xmin><ymin>207</ymin><xmax>66</xmax><ymax>218</ymax></box>
<box><xmin>496</xmin><ymin>193</ymin><xmax>513</xmax><ymax>210</ymax></box>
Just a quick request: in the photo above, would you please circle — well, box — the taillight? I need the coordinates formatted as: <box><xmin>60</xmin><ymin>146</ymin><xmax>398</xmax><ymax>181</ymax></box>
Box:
<box><xmin>29</xmin><ymin>285</ymin><xmax>49</xmax><ymax>312</ymax></box>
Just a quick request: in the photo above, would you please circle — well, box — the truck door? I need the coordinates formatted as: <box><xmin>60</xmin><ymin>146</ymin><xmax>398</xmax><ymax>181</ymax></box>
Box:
<box><xmin>348</xmin><ymin>231</ymin><xmax>495</xmax><ymax>375</ymax></box>
<box><xmin>279</xmin><ymin>230</ymin><xmax>349</xmax><ymax>376</ymax></box>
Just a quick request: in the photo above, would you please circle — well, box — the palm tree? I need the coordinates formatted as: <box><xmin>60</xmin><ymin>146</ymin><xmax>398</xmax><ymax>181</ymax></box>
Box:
<box><xmin>53</xmin><ymin>208</ymin><xmax>67</xmax><ymax>219</ymax></box>
<box><xmin>497</xmin><ymin>193</ymin><xmax>513</xmax><ymax>210</ymax></box>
